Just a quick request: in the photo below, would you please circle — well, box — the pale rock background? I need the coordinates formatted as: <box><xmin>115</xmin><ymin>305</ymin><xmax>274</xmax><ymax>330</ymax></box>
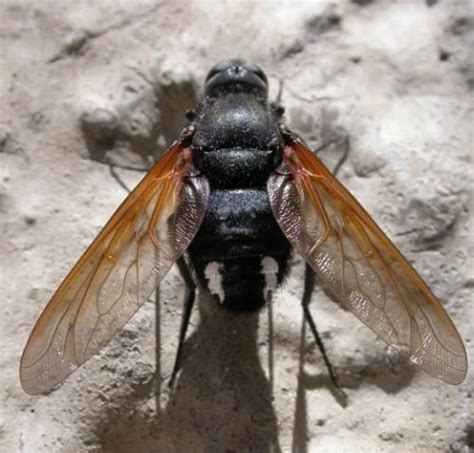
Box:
<box><xmin>0</xmin><ymin>1</ymin><xmax>473</xmax><ymax>452</ymax></box>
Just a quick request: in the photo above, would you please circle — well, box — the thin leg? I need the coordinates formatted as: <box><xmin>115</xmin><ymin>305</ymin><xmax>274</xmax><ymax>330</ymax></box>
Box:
<box><xmin>302</xmin><ymin>263</ymin><xmax>342</xmax><ymax>389</ymax></box>
<box><xmin>332</xmin><ymin>136</ymin><xmax>350</xmax><ymax>176</ymax></box>
<box><xmin>274</xmin><ymin>78</ymin><xmax>284</xmax><ymax>106</ymax></box>
<box><xmin>267</xmin><ymin>292</ymin><xmax>274</xmax><ymax>395</ymax></box>
<box><xmin>109</xmin><ymin>164</ymin><xmax>132</xmax><ymax>193</ymax></box>
<box><xmin>109</xmin><ymin>164</ymin><xmax>152</xmax><ymax>193</ymax></box>
<box><xmin>169</xmin><ymin>256</ymin><xmax>196</xmax><ymax>388</ymax></box>
<box><xmin>313</xmin><ymin>134</ymin><xmax>350</xmax><ymax>176</ymax></box>
<box><xmin>154</xmin><ymin>287</ymin><xmax>161</xmax><ymax>414</ymax></box>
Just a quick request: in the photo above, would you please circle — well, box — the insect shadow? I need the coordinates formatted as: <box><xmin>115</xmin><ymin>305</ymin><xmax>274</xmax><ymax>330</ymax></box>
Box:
<box><xmin>92</xmin><ymin>290</ymin><xmax>280</xmax><ymax>452</ymax></box>
<box><xmin>160</xmin><ymin>295</ymin><xmax>281</xmax><ymax>451</ymax></box>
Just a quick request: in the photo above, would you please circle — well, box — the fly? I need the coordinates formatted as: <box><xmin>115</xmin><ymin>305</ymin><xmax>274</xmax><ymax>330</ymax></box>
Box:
<box><xmin>20</xmin><ymin>59</ymin><xmax>468</xmax><ymax>395</ymax></box>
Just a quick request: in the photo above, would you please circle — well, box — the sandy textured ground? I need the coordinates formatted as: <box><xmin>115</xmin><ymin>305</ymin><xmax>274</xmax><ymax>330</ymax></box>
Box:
<box><xmin>1</xmin><ymin>1</ymin><xmax>473</xmax><ymax>452</ymax></box>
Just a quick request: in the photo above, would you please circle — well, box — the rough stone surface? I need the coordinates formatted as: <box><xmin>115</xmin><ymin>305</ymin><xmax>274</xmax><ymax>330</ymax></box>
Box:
<box><xmin>0</xmin><ymin>1</ymin><xmax>472</xmax><ymax>452</ymax></box>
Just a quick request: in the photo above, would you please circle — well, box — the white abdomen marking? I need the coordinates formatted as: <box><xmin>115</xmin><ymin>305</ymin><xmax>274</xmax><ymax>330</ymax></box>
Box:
<box><xmin>204</xmin><ymin>261</ymin><xmax>225</xmax><ymax>303</ymax></box>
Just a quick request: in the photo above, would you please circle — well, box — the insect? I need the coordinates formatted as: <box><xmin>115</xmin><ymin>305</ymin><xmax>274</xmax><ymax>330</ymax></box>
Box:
<box><xmin>20</xmin><ymin>59</ymin><xmax>467</xmax><ymax>395</ymax></box>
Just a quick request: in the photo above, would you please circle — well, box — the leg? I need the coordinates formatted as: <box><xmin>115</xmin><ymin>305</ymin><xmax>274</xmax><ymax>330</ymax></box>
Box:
<box><xmin>332</xmin><ymin>135</ymin><xmax>350</xmax><ymax>176</ymax></box>
<box><xmin>314</xmin><ymin>135</ymin><xmax>350</xmax><ymax>172</ymax></box>
<box><xmin>302</xmin><ymin>263</ymin><xmax>342</xmax><ymax>389</ymax></box>
<box><xmin>274</xmin><ymin>78</ymin><xmax>284</xmax><ymax>106</ymax></box>
<box><xmin>267</xmin><ymin>292</ymin><xmax>274</xmax><ymax>394</ymax></box>
<box><xmin>109</xmin><ymin>165</ymin><xmax>132</xmax><ymax>193</ymax></box>
<box><xmin>109</xmin><ymin>163</ymin><xmax>153</xmax><ymax>193</ymax></box>
<box><xmin>169</xmin><ymin>256</ymin><xmax>196</xmax><ymax>388</ymax></box>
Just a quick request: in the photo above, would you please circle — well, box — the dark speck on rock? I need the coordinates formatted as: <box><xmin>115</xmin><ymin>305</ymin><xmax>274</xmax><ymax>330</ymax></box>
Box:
<box><xmin>24</xmin><ymin>216</ymin><xmax>36</xmax><ymax>226</ymax></box>
<box><xmin>439</xmin><ymin>49</ymin><xmax>450</xmax><ymax>61</ymax></box>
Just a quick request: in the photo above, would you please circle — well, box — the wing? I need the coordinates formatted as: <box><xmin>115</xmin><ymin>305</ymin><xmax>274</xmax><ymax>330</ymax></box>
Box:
<box><xmin>268</xmin><ymin>128</ymin><xmax>467</xmax><ymax>384</ymax></box>
<box><xmin>20</xmin><ymin>133</ymin><xmax>209</xmax><ymax>394</ymax></box>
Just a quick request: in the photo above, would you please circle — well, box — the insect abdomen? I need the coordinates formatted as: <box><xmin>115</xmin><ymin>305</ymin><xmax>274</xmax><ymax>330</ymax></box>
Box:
<box><xmin>188</xmin><ymin>148</ymin><xmax>290</xmax><ymax>311</ymax></box>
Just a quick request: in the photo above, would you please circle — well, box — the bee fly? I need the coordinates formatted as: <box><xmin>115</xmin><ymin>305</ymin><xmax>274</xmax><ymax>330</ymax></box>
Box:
<box><xmin>20</xmin><ymin>59</ymin><xmax>467</xmax><ymax>395</ymax></box>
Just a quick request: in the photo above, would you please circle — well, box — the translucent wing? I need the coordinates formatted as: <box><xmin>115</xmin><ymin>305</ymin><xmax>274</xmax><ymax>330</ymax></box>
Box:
<box><xmin>268</xmin><ymin>129</ymin><xmax>467</xmax><ymax>384</ymax></box>
<box><xmin>20</xmin><ymin>135</ymin><xmax>209</xmax><ymax>394</ymax></box>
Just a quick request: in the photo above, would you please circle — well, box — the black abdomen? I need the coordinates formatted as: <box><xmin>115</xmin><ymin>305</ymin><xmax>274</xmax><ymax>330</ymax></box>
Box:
<box><xmin>187</xmin><ymin>147</ymin><xmax>291</xmax><ymax>311</ymax></box>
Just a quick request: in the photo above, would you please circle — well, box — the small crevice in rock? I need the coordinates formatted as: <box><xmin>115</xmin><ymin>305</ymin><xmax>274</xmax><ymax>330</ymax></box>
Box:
<box><xmin>352</xmin><ymin>0</ymin><xmax>376</xmax><ymax>5</ymax></box>
<box><xmin>0</xmin><ymin>127</ymin><xmax>24</xmax><ymax>156</ymax></box>
<box><xmin>48</xmin><ymin>29</ymin><xmax>93</xmax><ymax>63</ymax></box>
<box><xmin>449</xmin><ymin>17</ymin><xmax>473</xmax><ymax>36</ymax></box>
<box><xmin>305</xmin><ymin>7</ymin><xmax>342</xmax><ymax>35</ymax></box>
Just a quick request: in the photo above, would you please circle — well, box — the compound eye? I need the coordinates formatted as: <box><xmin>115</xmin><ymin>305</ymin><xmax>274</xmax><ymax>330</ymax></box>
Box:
<box><xmin>205</xmin><ymin>61</ymin><xmax>234</xmax><ymax>82</ymax></box>
<box><xmin>244</xmin><ymin>63</ymin><xmax>268</xmax><ymax>85</ymax></box>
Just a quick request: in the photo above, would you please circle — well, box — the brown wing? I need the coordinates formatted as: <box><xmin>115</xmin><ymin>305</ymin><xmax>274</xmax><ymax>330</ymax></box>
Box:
<box><xmin>268</xmin><ymin>130</ymin><xmax>467</xmax><ymax>384</ymax></box>
<box><xmin>20</xmin><ymin>137</ymin><xmax>209</xmax><ymax>394</ymax></box>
